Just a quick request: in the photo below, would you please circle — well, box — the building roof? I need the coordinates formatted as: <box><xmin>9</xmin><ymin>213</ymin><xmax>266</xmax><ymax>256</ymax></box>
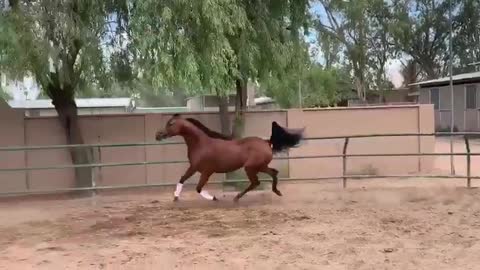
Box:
<box><xmin>7</xmin><ymin>98</ymin><xmax>133</xmax><ymax>109</ymax></box>
<box><xmin>409</xmin><ymin>71</ymin><xmax>480</xmax><ymax>88</ymax></box>
<box><xmin>134</xmin><ymin>107</ymin><xmax>189</xmax><ymax>113</ymax></box>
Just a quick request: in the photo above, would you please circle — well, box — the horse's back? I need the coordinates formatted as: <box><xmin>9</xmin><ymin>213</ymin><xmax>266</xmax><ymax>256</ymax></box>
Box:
<box><xmin>237</xmin><ymin>136</ymin><xmax>273</xmax><ymax>164</ymax></box>
<box><xmin>238</xmin><ymin>137</ymin><xmax>271</xmax><ymax>149</ymax></box>
<box><xmin>203</xmin><ymin>137</ymin><xmax>272</xmax><ymax>172</ymax></box>
<box><xmin>196</xmin><ymin>139</ymin><xmax>247</xmax><ymax>172</ymax></box>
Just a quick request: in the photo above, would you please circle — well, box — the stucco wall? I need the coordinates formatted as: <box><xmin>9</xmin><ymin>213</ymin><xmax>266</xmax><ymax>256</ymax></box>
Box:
<box><xmin>0</xmin><ymin>102</ymin><xmax>434</xmax><ymax>194</ymax></box>
<box><xmin>287</xmin><ymin>105</ymin><xmax>434</xmax><ymax>179</ymax></box>
<box><xmin>0</xmin><ymin>100</ymin><xmax>27</xmax><ymax>192</ymax></box>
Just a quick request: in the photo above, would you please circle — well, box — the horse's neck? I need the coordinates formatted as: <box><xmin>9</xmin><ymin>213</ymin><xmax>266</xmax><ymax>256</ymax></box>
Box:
<box><xmin>180</xmin><ymin>125</ymin><xmax>208</xmax><ymax>149</ymax></box>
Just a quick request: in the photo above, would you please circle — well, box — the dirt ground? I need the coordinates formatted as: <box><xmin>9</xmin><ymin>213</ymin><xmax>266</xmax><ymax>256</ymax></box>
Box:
<box><xmin>2</xmin><ymin>178</ymin><xmax>480</xmax><ymax>270</ymax></box>
<box><xmin>2</xmin><ymin>137</ymin><xmax>480</xmax><ymax>270</ymax></box>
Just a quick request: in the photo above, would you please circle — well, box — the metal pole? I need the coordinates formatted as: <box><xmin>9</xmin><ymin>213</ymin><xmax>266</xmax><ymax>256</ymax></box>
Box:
<box><xmin>342</xmin><ymin>138</ymin><xmax>349</xmax><ymax>188</ymax></box>
<box><xmin>464</xmin><ymin>135</ymin><xmax>471</xmax><ymax>188</ymax></box>
<box><xmin>298</xmin><ymin>79</ymin><xmax>303</xmax><ymax>108</ymax></box>
<box><xmin>449</xmin><ymin>0</ymin><xmax>455</xmax><ymax>175</ymax></box>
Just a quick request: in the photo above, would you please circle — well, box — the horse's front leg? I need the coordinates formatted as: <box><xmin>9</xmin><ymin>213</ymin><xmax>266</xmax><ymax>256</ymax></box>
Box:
<box><xmin>196</xmin><ymin>172</ymin><xmax>217</xmax><ymax>201</ymax></box>
<box><xmin>173</xmin><ymin>166</ymin><xmax>196</xmax><ymax>201</ymax></box>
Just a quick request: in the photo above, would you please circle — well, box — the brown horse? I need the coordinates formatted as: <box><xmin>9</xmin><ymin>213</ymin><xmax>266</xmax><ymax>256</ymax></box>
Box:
<box><xmin>155</xmin><ymin>114</ymin><xmax>304</xmax><ymax>202</ymax></box>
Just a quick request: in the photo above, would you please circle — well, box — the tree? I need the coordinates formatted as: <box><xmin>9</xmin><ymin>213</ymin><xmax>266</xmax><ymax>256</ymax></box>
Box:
<box><xmin>131</xmin><ymin>0</ymin><xmax>247</xmax><ymax>136</ymax></box>
<box><xmin>261</xmin><ymin>61</ymin><xmax>353</xmax><ymax>109</ymax></box>
<box><xmin>390</xmin><ymin>0</ymin><xmax>457</xmax><ymax>79</ymax></box>
<box><xmin>257</xmin><ymin>36</ymin><xmax>312</xmax><ymax>108</ymax></box>
<box><xmin>315</xmin><ymin>0</ymin><xmax>375</xmax><ymax>100</ymax></box>
<box><xmin>316</xmin><ymin>30</ymin><xmax>342</xmax><ymax>69</ymax></box>
<box><xmin>315</xmin><ymin>0</ymin><xmax>404</xmax><ymax>99</ymax></box>
<box><xmin>0</xmin><ymin>0</ymin><xmax>129</xmax><ymax>188</ymax></box>
<box><xmin>367</xmin><ymin>0</ymin><xmax>397</xmax><ymax>92</ymax></box>
<box><xmin>227</xmin><ymin>0</ymin><xmax>310</xmax><ymax>137</ymax></box>
<box><xmin>453</xmin><ymin>0</ymin><xmax>480</xmax><ymax>73</ymax></box>
<box><xmin>302</xmin><ymin>66</ymin><xmax>353</xmax><ymax>107</ymax></box>
<box><xmin>132</xmin><ymin>0</ymin><xmax>310</xmax><ymax>138</ymax></box>
<box><xmin>400</xmin><ymin>59</ymin><xmax>423</xmax><ymax>87</ymax></box>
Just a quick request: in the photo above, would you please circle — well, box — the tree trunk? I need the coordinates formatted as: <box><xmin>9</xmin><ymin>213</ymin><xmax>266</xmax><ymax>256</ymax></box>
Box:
<box><xmin>216</xmin><ymin>93</ymin><xmax>231</xmax><ymax>136</ymax></box>
<box><xmin>50</xmin><ymin>86</ymin><xmax>93</xmax><ymax>192</ymax></box>
<box><xmin>354</xmin><ymin>77</ymin><xmax>366</xmax><ymax>101</ymax></box>
<box><xmin>232</xmin><ymin>79</ymin><xmax>247</xmax><ymax>138</ymax></box>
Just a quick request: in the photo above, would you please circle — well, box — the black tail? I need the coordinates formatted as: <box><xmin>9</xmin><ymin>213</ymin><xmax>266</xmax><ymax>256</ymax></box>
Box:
<box><xmin>269</xmin><ymin>121</ymin><xmax>304</xmax><ymax>153</ymax></box>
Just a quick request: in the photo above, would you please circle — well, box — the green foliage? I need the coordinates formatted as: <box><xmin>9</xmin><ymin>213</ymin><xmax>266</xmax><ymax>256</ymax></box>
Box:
<box><xmin>1</xmin><ymin>0</ymin><xmax>479</xmax><ymax>112</ymax></box>
<box><xmin>314</xmin><ymin>0</ymin><xmax>480</xmax><ymax>97</ymax></box>
<box><xmin>316</xmin><ymin>30</ymin><xmax>342</xmax><ymax>69</ymax></box>
<box><xmin>301</xmin><ymin>66</ymin><xmax>353</xmax><ymax>107</ymax></box>
<box><xmin>454</xmin><ymin>0</ymin><xmax>480</xmax><ymax>73</ymax></box>
<box><xmin>400</xmin><ymin>59</ymin><xmax>422</xmax><ymax>87</ymax></box>
<box><xmin>261</xmin><ymin>63</ymin><xmax>353</xmax><ymax>109</ymax></box>
<box><xmin>390</xmin><ymin>0</ymin><xmax>453</xmax><ymax>79</ymax></box>
<box><xmin>131</xmin><ymin>0</ymin><xmax>246</xmax><ymax>96</ymax></box>
<box><xmin>367</xmin><ymin>0</ymin><xmax>397</xmax><ymax>91</ymax></box>
<box><xmin>131</xmin><ymin>0</ymin><xmax>310</xmax><ymax>99</ymax></box>
<box><xmin>0</xmin><ymin>86</ymin><xmax>11</xmax><ymax>101</ymax></box>
<box><xmin>234</xmin><ymin>0</ymin><xmax>310</xmax><ymax>82</ymax></box>
<box><xmin>315</xmin><ymin>0</ymin><xmax>379</xmax><ymax>99</ymax></box>
<box><xmin>257</xmin><ymin>39</ymin><xmax>311</xmax><ymax>108</ymax></box>
<box><xmin>0</xmin><ymin>0</ymin><xmax>128</xmax><ymax>99</ymax></box>
<box><xmin>388</xmin><ymin>0</ymin><xmax>480</xmax><ymax>78</ymax></box>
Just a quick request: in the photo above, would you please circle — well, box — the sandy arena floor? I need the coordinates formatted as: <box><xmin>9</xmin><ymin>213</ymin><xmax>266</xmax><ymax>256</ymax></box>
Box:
<box><xmin>1</xmin><ymin>178</ymin><xmax>480</xmax><ymax>270</ymax></box>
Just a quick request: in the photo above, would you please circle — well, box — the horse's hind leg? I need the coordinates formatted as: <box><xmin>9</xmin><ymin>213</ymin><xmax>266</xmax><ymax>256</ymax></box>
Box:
<box><xmin>234</xmin><ymin>167</ymin><xmax>260</xmax><ymax>202</ymax></box>
<box><xmin>260</xmin><ymin>167</ymin><xmax>282</xmax><ymax>196</ymax></box>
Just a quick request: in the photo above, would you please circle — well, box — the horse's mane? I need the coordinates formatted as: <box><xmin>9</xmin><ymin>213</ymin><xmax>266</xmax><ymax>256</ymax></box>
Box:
<box><xmin>184</xmin><ymin>117</ymin><xmax>233</xmax><ymax>140</ymax></box>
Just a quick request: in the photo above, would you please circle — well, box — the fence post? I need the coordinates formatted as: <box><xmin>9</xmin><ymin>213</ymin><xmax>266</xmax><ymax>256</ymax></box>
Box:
<box><xmin>90</xmin><ymin>146</ymin><xmax>99</xmax><ymax>197</ymax></box>
<box><xmin>342</xmin><ymin>137</ymin><xmax>350</xmax><ymax>188</ymax></box>
<box><xmin>464</xmin><ymin>135</ymin><xmax>471</xmax><ymax>188</ymax></box>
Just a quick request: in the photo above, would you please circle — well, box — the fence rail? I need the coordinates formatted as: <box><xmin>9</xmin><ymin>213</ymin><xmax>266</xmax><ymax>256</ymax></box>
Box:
<box><xmin>0</xmin><ymin>131</ymin><xmax>476</xmax><ymax>152</ymax></box>
<box><xmin>0</xmin><ymin>132</ymin><xmax>479</xmax><ymax>196</ymax></box>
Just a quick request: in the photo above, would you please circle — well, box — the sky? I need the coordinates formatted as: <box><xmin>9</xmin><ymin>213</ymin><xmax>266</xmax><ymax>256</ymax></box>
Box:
<box><xmin>308</xmin><ymin>2</ymin><xmax>404</xmax><ymax>88</ymax></box>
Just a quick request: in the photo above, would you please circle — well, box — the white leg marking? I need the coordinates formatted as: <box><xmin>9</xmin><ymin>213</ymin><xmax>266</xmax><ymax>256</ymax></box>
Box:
<box><xmin>174</xmin><ymin>183</ymin><xmax>183</xmax><ymax>197</ymax></box>
<box><xmin>200</xmin><ymin>190</ymin><xmax>214</xmax><ymax>200</ymax></box>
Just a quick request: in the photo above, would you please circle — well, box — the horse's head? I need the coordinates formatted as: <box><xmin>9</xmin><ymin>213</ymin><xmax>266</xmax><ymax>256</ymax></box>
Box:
<box><xmin>156</xmin><ymin>114</ymin><xmax>232</xmax><ymax>141</ymax></box>
<box><xmin>155</xmin><ymin>114</ymin><xmax>185</xmax><ymax>141</ymax></box>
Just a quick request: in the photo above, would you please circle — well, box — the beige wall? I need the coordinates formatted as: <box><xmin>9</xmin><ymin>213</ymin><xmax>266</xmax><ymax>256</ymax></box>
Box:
<box><xmin>287</xmin><ymin>105</ymin><xmax>434</xmax><ymax>179</ymax></box>
<box><xmin>0</xmin><ymin>100</ymin><xmax>27</xmax><ymax>192</ymax></box>
<box><xmin>23</xmin><ymin>107</ymin><xmax>130</xmax><ymax>117</ymax></box>
<box><xmin>0</xmin><ymin>102</ymin><xmax>435</xmax><ymax>194</ymax></box>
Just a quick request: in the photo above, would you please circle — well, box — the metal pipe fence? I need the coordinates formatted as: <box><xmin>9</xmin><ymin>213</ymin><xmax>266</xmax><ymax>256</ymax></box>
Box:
<box><xmin>0</xmin><ymin>132</ymin><xmax>479</xmax><ymax>197</ymax></box>
<box><xmin>0</xmin><ymin>131</ymin><xmax>476</xmax><ymax>152</ymax></box>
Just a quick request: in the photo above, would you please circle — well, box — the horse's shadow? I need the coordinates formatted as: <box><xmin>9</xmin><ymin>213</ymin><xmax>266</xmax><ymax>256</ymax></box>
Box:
<box><xmin>165</xmin><ymin>192</ymin><xmax>280</xmax><ymax>210</ymax></box>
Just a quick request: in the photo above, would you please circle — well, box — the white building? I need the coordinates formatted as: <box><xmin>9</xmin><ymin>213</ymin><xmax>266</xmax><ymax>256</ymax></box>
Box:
<box><xmin>8</xmin><ymin>98</ymin><xmax>136</xmax><ymax>117</ymax></box>
<box><xmin>1</xmin><ymin>74</ymin><xmax>41</xmax><ymax>101</ymax></box>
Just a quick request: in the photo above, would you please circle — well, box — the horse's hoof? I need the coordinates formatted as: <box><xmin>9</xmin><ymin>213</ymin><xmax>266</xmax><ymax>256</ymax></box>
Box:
<box><xmin>213</xmin><ymin>196</ymin><xmax>219</xmax><ymax>201</ymax></box>
<box><xmin>233</xmin><ymin>196</ymin><xmax>240</xmax><ymax>203</ymax></box>
<box><xmin>173</xmin><ymin>196</ymin><xmax>179</xmax><ymax>202</ymax></box>
<box><xmin>273</xmin><ymin>189</ymin><xmax>283</xmax><ymax>196</ymax></box>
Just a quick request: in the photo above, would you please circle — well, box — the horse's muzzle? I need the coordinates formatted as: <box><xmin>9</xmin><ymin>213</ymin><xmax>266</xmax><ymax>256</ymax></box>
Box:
<box><xmin>155</xmin><ymin>131</ymin><xmax>169</xmax><ymax>141</ymax></box>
